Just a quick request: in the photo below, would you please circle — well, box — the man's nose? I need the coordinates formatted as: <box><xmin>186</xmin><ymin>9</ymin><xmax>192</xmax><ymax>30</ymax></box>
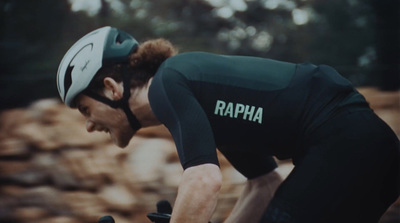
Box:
<box><xmin>86</xmin><ymin>119</ymin><xmax>95</xmax><ymax>132</ymax></box>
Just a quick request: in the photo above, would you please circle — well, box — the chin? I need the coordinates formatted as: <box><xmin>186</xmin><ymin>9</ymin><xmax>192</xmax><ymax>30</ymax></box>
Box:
<box><xmin>116</xmin><ymin>141</ymin><xmax>129</xmax><ymax>148</ymax></box>
<box><xmin>111</xmin><ymin>131</ymin><xmax>134</xmax><ymax>148</ymax></box>
<box><xmin>112</xmin><ymin>137</ymin><xmax>130</xmax><ymax>148</ymax></box>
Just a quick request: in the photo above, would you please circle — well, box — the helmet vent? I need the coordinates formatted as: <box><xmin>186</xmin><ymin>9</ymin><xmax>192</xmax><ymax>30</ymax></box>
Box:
<box><xmin>115</xmin><ymin>34</ymin><xmax>122</xmax><ymax>44</ymax></box>
<box><xmin>64</xmin><ymin>64</ymin><xmax>73</xmax><ymax>99</ymax></box>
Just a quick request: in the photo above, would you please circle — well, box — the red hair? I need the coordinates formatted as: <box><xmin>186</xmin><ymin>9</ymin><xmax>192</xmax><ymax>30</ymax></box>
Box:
<box><xmin>88</xmin><ymin>38</ymin><xmax>178</xmax><ymax>91</ymax></box>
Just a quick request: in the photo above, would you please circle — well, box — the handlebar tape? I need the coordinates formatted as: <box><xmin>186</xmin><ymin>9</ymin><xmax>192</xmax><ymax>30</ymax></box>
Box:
<box><xmin>98</xmin><ymin>215</ymin><xmax>115</xmax><ymax>223</ymax></box>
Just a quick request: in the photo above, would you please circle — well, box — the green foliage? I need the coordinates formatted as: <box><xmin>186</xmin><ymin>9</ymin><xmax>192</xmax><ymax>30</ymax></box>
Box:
<box><xmin>0</xmin><ymin>0</ymin><xmax>398</xmax><ymax>109</ymax></box>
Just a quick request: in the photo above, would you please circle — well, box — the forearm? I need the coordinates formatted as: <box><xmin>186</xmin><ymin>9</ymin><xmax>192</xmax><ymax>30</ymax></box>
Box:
<box><xmin>171</xmin><ymin>164</ymin><xmax>222</xmax><ymax>223</ymax></box>
<box><xmin>224</xmin><ymin>169</ymin><xmax>282</xmax><ymax>223</ymax></box>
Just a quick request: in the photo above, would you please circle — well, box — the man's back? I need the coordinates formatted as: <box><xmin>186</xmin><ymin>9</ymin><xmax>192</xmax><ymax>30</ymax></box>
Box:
<box><xmin>148</xmin><ymin>52</ymin><xmax>368</xmax><ymax>176</ymax></box>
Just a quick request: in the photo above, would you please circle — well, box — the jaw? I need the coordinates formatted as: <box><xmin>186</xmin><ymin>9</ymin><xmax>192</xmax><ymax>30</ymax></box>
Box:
<box><xmin>109</xmin><ymin>127</ymin><xmax>136</xmax><ymax>148</ymax></box>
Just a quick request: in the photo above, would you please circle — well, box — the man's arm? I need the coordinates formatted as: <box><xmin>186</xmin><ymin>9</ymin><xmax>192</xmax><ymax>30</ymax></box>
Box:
<box><xmin>224</xmin><ymin>169</ymin><xmax>283</xmax><ymax>223</ymax></box>
<box><xmin>170</xmin><ymin>163</ymin><xmax>222</xmax><ymax>223</ymax></box>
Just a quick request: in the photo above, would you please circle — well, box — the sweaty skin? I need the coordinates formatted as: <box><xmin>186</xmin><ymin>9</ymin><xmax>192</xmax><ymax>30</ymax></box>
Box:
<box><xmin>171</xmin><ymin>164</ymin><xmax>222</xmax><ymax>223</ymax></box>
<box><xmin>74</xmin><ymin>52</ymin><xmax>398</xmax><ymax>222</ymax></box>
<box><xmin>75</xmin><ymin>78</ymin><xmax>159</xmax><ymax>148</ymax></box>
<box><xmin>224</xmin><ymin>170</ymin><xmax>282</xmax><ymax>223</ymax></box>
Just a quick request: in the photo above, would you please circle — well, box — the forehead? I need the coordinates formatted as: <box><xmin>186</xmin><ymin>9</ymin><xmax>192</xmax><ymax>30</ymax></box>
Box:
<box><xmin>73</xmin><ymin>94</ymin><xmax>96</xmax><ymax>108</ymax></box>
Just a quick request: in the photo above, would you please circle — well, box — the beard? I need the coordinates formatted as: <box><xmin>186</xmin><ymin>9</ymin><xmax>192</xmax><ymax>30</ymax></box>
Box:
<box><xmin>110</xmin><ymin>126</ymin><xmax>136</xmax><ymax>148</ymax></box>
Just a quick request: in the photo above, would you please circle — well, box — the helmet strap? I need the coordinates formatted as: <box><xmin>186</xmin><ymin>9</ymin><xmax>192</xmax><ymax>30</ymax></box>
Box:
<box><xmin>83</xmin><ymin>64</ymin><xmax>142</xmax><ymax>132</ymax></box>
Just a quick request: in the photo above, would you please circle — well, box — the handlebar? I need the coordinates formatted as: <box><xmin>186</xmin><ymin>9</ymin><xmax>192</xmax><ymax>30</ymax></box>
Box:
<box><xmin>98</xmin><ymin>200</ymin><xmax>212</xmax><ymax>223</ymax></box>
<box><xmin>98</xmin><ymin>215</ymin><xmax>115</xmax><ymax>223</ymax></box>
<box><xmin>97</xmin><ymin>200</ymin><xmax>172</xmax><ymax>223</ymax></box>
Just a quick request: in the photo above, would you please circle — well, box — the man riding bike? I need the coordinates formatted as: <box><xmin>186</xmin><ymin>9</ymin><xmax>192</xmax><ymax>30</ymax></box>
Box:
<box><xmin>57</xmin><ymin>26</ymin><xmax>399</xmax><ymax>223</ymax></box>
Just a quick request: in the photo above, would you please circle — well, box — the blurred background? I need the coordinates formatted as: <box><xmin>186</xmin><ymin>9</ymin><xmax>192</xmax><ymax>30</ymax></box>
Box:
<box><xmin>0</xmin><ymin>0</ymin><xmax>399</xmax><ymax>109</ymax></box>
<box><xmin>0</xmin><ymin>0</ymin><xmax>399</xmax><ymax>222</ymax></box>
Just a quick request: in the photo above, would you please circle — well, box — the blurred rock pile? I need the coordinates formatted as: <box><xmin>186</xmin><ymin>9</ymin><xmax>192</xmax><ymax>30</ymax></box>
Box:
<box><xmin>0</xmin><ymin>98</ymin><xmax>248</xmax><ymax>223</ymax></box>
<box><xmin>0</xmin><ymin>87</ymin><xmax>399</xmax><ymax>223</ymax></box>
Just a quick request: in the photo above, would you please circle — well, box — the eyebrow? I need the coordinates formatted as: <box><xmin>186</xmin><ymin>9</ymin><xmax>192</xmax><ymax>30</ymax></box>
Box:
<box><xmin>71</xmin><ymin>99</ymin><xmax>79</xmax><ymax>108</ymax></box>
<box><xmin>76</xmin><ymin>102</ymin><xmax>85</xmax><ymax>112</ymax></box>
<box><xmin>71</xmin><ymin>94</ymin><xmax>84</xmax><ymax>108</ymax></box>
<box><xmin>78</xmin><ymin>104</ymin><xmax>87</xmax><ymax>112</ymax></box>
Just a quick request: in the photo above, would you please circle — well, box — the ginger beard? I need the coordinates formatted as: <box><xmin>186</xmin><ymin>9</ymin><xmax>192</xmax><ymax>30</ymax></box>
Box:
<box><xmin>76</xmin><ymin>94</ymin><xmax>136</xmax><ymax>148</ymax></box>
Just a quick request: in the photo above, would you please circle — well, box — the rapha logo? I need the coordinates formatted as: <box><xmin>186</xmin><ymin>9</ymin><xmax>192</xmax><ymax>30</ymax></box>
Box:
<box><xmin>214</xmin><ymin>100</ymin><xmax>263</xmax><ymax>124</ymax></box>
<box><xmin>81</xmin><ymin>60</ymin><xmax>90</xmax><ymax>71</ymax></box>
<box><xmin>63</xmin><ymin>43</ymin><xmax>94</xmax><ymax>98</ymax></box>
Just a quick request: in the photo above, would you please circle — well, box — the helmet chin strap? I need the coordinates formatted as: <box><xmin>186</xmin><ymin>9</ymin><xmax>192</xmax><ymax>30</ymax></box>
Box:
<box><xmin>83</xmin><ymin>65</ymin><xmax>142</xmax><ymax>132</ymax></box>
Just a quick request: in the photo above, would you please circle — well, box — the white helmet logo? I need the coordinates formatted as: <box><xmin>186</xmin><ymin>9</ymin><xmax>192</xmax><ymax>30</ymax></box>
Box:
<box><xmin>63</xmin><ymin>43</ymin><xmax>94</xmax><ymax>98</ymax></box>
<box><xmin>57</xmin><ymin>26</ymin><xmax>138</xmax><ymax>107</ymax></box>
<box><xmin>81</xmin><ymin>60</ymin><xmax>90</xmax><ymax>71</ymax></box>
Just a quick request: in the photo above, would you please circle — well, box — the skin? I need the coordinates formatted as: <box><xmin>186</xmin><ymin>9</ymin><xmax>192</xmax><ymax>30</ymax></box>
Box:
<box><xmin>74</xmin><ymin>77</ymin><xmax>283</xmax><ymax>222</ymax></box>
<box><xmin>171</xmin><ymin>163</ymin><xmax>222</xmax><ymax>223</ymax></box>
<box><xmin>75</xmin><ymin>77</ymin><xmax>160</xmax><ymax>147</ymax></box>
<box><xmin>224</xmin><ymin>170</ymin><xmax>282</xmax><ymax>223</ymax></box>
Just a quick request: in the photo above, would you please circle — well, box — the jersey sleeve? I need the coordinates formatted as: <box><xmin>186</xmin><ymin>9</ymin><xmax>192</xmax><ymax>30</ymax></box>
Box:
<box><xmin>219</xmin><ymin>145</ymin><xmax>277</xmax><ymax>179</ymax></box>
<box><xmin>148</xmin><ymin>67</ymin><xmax>219</xmax><ymax>169</ymax></box>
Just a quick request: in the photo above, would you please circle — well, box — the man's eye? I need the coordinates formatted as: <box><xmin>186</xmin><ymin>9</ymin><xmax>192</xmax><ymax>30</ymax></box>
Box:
<box><xmin>79</xmin><ymin>106</ymin><xmax>89</xmax><ymax>116</ymax></box>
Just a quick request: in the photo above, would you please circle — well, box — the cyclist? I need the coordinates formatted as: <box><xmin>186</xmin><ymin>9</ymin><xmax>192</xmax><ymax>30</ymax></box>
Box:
<box><xmin>57</xmin><ymin>27</ymin><xmax>399</xmax><ymax>223</ymax></box>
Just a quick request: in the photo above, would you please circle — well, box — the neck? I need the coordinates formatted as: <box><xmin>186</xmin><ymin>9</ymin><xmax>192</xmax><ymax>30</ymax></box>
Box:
<box><xmin>129</xmin><ymin>78</ymin><xmax>161</xmax><ymax>128</ymax></box>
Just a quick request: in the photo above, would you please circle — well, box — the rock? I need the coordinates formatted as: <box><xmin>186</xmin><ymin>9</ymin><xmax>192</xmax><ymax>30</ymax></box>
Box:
<box><xmin>62</xmin><ymin>191</ymin><xmax>106</xmax><ymax>220</ymax></box>
<box><xmin>0</xmin><ymin>108</ymin><xmax>28</xmax><ymax>139</ymax></box>
<box><xmin>0</xmin><ymin>139</ymin><xmax>30</xmax><ymax>158</ymax></box>
<box><xmin>358</xmin><ymin>87</ymin><xmax>400</xmax><ymax>110</ymax></box>
<box><xmin>374</xmin><ymin>108</ymin><xmax>400</xmax><ymax>136</ymax></box>
<box><xmin>160</xmin><ymin>163</ymin><xmax>183</xmax><ymax>189</ymax></box>
<box><xmin>3</xmin><ymin>168</ymin><xmax>50</xmax><ymax>186</ymax></box>
<box><xmin>0</xmin><ymin>92</ymin><xmax>398</xmax><ymax>223</ymax></box>
<box><xmin>36</xmin><ymin>216</ymin><xmax>81</xmax><ymax>223</ymax></box>
<box><xmin>0</xmin><ymin>160</ymin><xmax>31</xmax><ymax>176</ymax></box>
<box><xmin>14</xmin><ymin>207</ymin><xmax>49</xmax><ymax>222</ymax></box>
<box><xmin>98</xmin><ymin>185</ymin><xmax>138</xmax><ymax>212</ymax></box>
<box><xmin>125</xmin><ymin>137</ymin><xmax>177</xmax><ymax>189</ymax></box>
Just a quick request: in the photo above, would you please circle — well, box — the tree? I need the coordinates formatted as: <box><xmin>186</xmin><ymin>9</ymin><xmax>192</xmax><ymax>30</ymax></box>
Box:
<box><xmin>370</xmin><ymin>0</ymin><xmax>400</xmax><ymax>90</ymax></box>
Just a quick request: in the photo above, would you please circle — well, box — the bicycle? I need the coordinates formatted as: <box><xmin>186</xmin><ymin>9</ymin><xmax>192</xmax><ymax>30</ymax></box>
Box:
<box><xmin>98</xmin><ymin>200</ymin><xmax>172</xmax><ymax>223</ymax></box>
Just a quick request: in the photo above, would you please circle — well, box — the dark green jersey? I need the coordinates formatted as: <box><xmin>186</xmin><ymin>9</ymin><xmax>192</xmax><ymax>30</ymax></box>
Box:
<box><xmin>148</xmin><ymin>52</ymin><xmax>368</xmax><ymax>178</ymax></box>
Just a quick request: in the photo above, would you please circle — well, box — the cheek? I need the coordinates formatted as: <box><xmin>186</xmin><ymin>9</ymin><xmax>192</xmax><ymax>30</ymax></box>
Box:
<box><xmin>105</xmin><ymin>109</ymin><xmax>127</xmax><ymax>126</ymax></box>
<box><xmin>105</xmin><ymin>110</ymin><xmax>136</xmax><ymax>147</ymax></box>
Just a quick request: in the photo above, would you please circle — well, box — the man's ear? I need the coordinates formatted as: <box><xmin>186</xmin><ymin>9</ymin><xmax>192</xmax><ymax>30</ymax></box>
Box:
<box><xmin>103</xmin><ymin>77</ymin><xmax>123</xmax><ymax>100</ymax></box>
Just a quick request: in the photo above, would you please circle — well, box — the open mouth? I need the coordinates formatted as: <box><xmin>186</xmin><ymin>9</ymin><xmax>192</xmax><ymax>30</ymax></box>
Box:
<box><xmin>97</xmin><ymin>127</ymin><xmax>110</xmax><ymax>134</ymax></box>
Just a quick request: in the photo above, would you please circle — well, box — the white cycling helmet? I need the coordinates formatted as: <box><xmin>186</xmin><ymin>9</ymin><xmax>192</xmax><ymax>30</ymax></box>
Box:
<box><xmin>57</xmin><ymin>26</ymin><xmax>139</xmax><ymax>107</ymax></box>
